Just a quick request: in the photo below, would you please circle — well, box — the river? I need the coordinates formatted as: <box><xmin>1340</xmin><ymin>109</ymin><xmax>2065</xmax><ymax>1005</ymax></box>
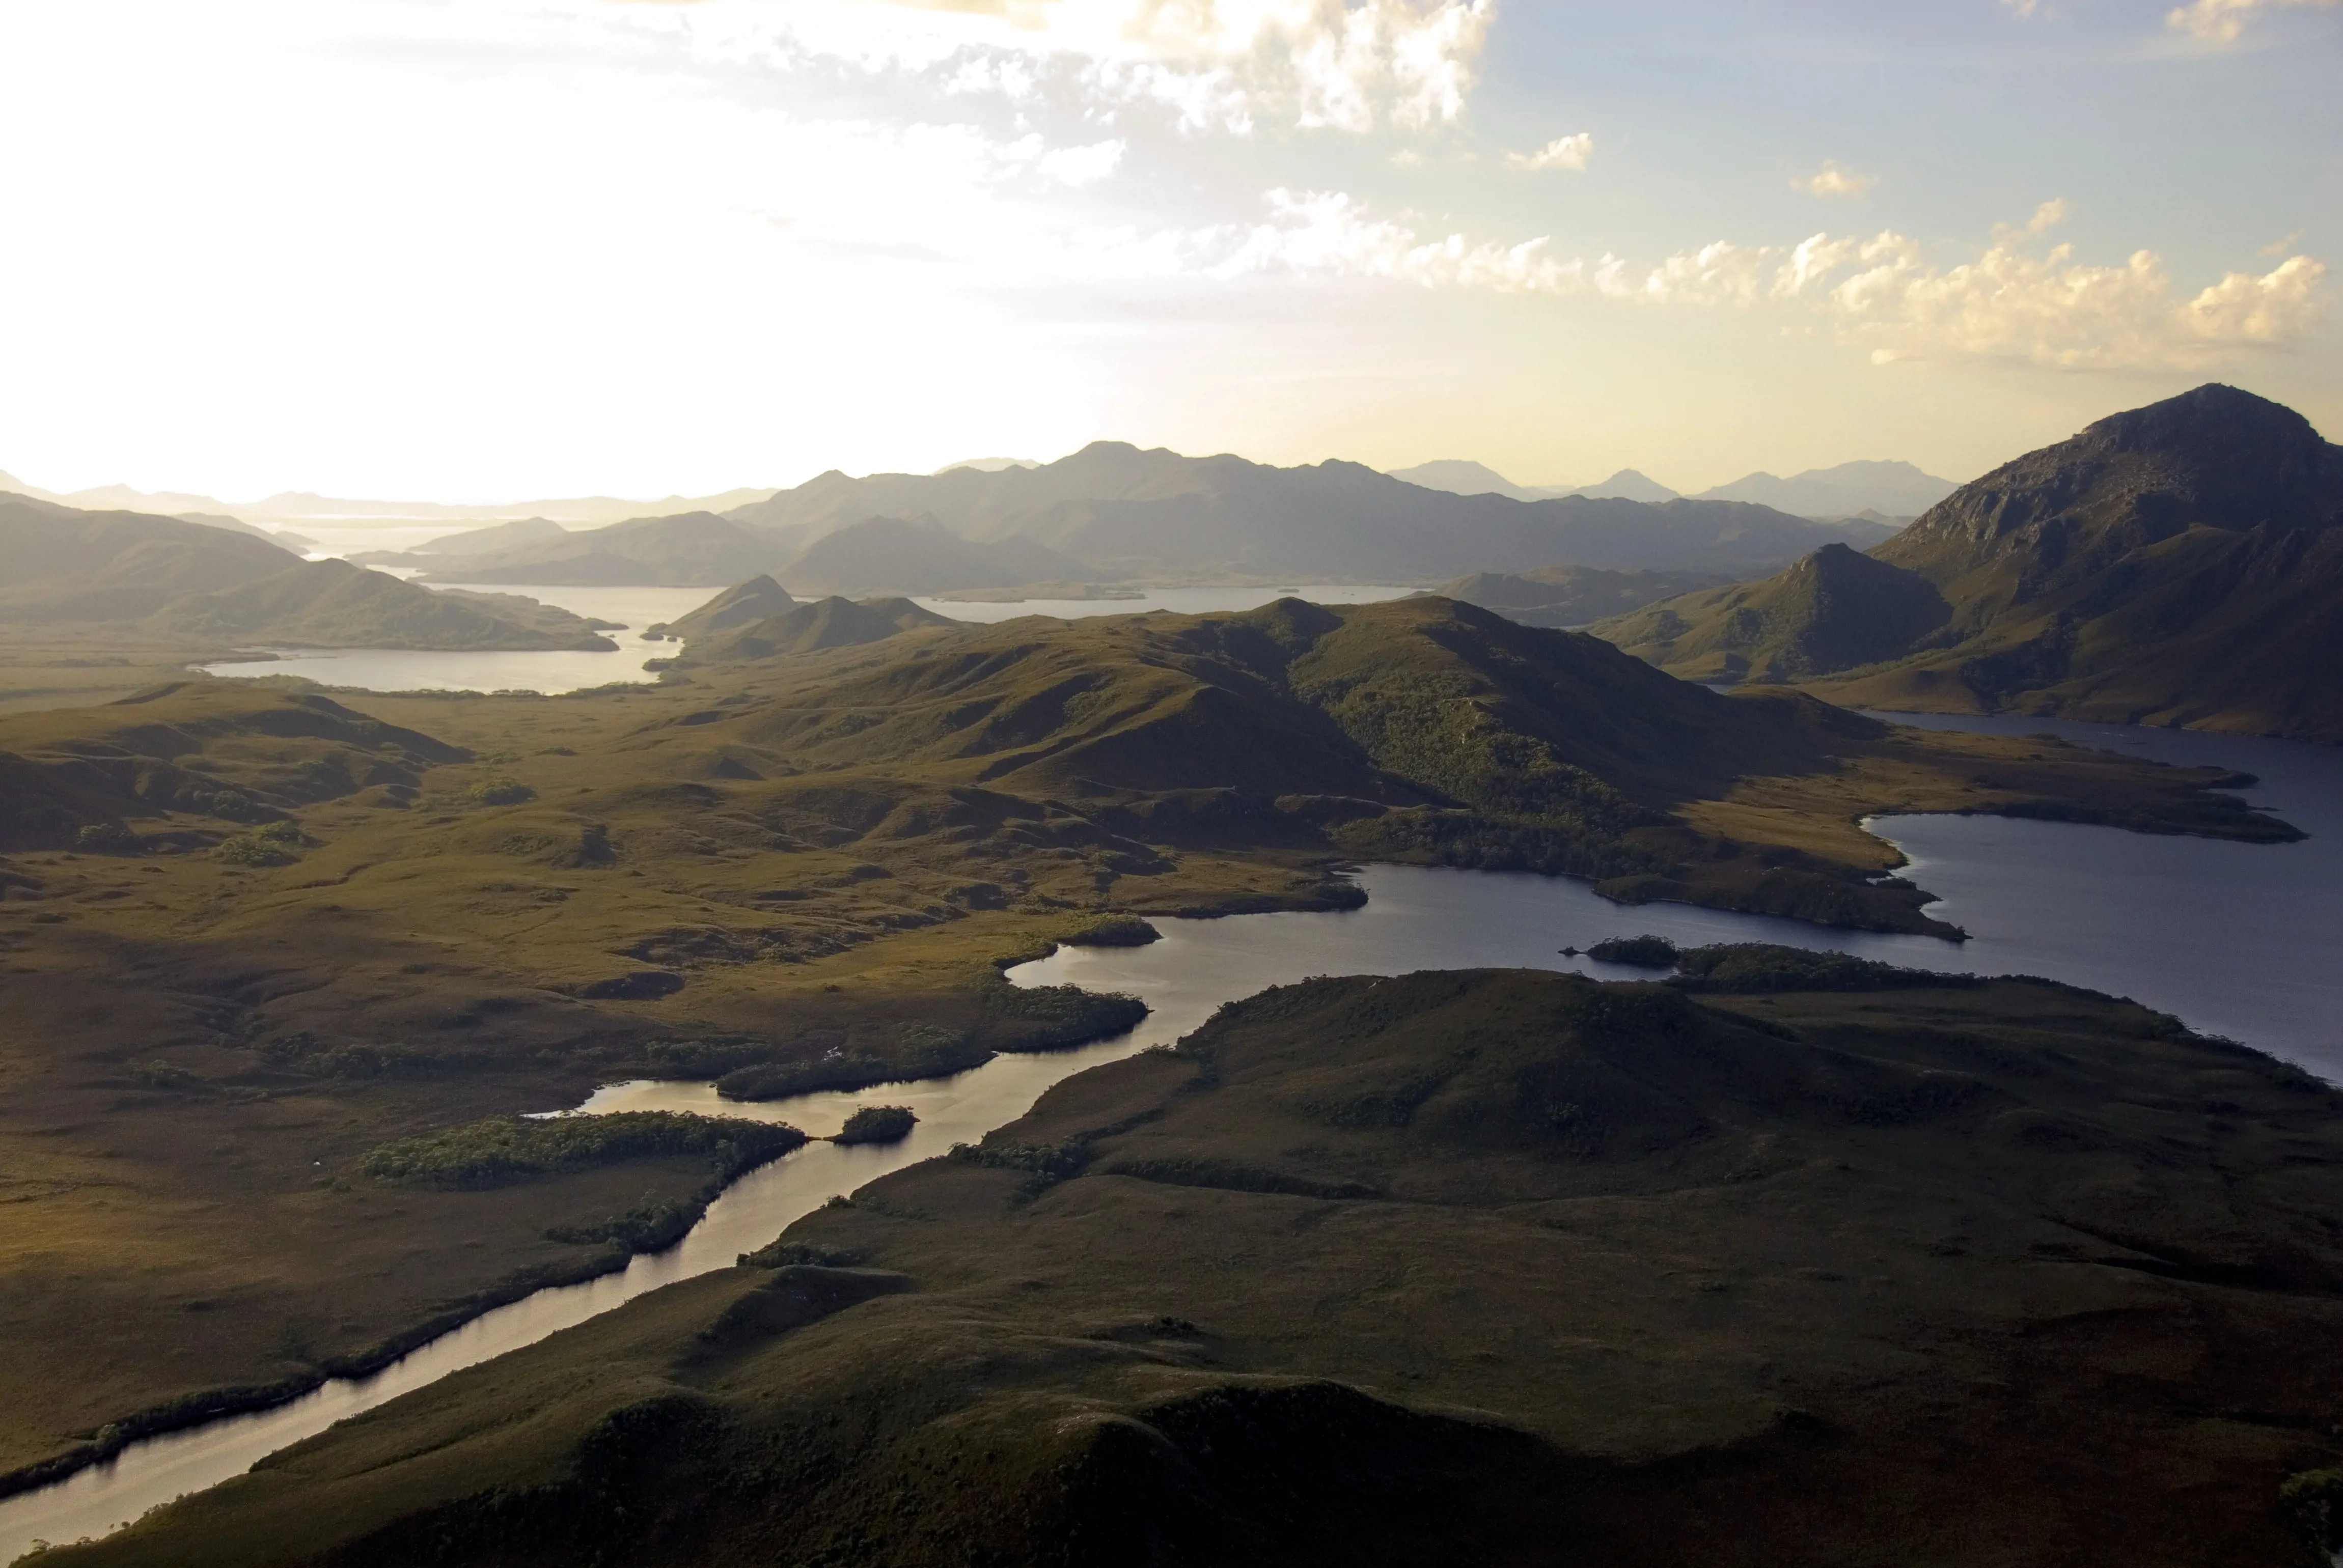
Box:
<box><xmin>3</xmin><ymin>713</ymin><xmax>2336</xmax><ymax>1560</ymax></box>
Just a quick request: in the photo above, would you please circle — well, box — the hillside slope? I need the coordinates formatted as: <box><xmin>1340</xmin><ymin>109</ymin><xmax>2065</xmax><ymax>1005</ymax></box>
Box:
<box><xmin>147</xmin><ymin>561</ymin><xmax>619</xmax><ymax>651</ymax></box>
<box><xmin>426</xmin><ymin>512</ymin><xmax>805</xmax><ymax>586</ymax></box>
<box><xmin>1592</xmin><ymin>544</ymin><xmax>1952</xmax><ymax>681</ymax></box>
<box><xmin>1593</xmin><ymin>385</ymin><xmax>2343</xmax><ymax>740</ymax></box>
<box><xmin>1432</xmin><ymin>565</ymin><xmax>1730</xmax><ymax>628</ymax></box>
<box><xmin>0</xmin><ymin>499</ymin><xmax>302</xmax><ymax>620</ymax></box>
<box><xmin>66</xmin><ymin>963</ymin><xmax>2343</xmax><ymax>1567</ymax></box>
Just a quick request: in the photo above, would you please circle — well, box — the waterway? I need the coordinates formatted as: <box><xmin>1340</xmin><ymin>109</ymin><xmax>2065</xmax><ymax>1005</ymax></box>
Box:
<box><xmin>4</xmin><ymin>713</ymin><xmax>2337</xmax><ymax>1559</ymax></box>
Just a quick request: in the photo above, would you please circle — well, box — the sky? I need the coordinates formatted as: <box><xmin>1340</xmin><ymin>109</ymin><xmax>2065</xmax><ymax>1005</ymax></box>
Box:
<box><xmin>0</xmin><ymin>0</ymin><xmax>2336</xmax><ymax>501</ymax></box>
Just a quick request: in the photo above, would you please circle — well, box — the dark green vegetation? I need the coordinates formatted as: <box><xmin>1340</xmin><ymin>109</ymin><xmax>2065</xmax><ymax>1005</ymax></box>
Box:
<box><xmin>833</xmin><ymin>1106</ymin><xmax>917</xmax><ymax>1145</ymax></box>
<box><xmin>0</xmin><ymin>498</ymin><xmax>614</xmax><ymax>653</ymax></box>
<box><xmin>356</xmin><ymin>1111</ymin><xmax>806</xmax><ymax>1188</ymax></box>
<box><xmin>0</xmin><ymin>593</ymin><xmax>2294</xmax><ymax>1491</ymax></box>
<box><xmin>1429</xmin><ymin>565</ymin><xmax>1732</xmax><ymax>628</ymax></box>
<box><xmin>1584</xmin><ymin>933</ymin><xmax>1676</xmax><ymax>967</ymax></box>
<box><xmin>63</xmin><ymin>962</ymin><xmax>2343</xmax><ymax>1566</ymax></box>
<box><xmin>1060</xmin><ymin>914</ymin><xmax>1160</xmax><ymax>947</ymax></box>
<box><xmin>1597</xmin><ymin>385</ymin><xmax>2343</xmax><ymax>740</ymax></box>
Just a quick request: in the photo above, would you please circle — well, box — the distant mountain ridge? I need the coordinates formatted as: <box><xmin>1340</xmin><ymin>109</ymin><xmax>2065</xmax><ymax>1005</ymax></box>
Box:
<box><xmin>1391</xmin><ymin>458</ymin><xmax>1955</xmax><ymax>519</ymax></box>
<box><xmin>1593</xmin><ymin>384</ymin><xmax>2343</xmax><ymax>740</ymax></box>
<box><xmin>0</xmin><ymin>469</ymin><xmax>775</xmax><ymax>528</ymax></box>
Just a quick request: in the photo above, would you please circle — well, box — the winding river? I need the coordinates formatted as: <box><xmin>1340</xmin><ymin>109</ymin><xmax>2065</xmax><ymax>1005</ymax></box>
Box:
<box><xmin>3</xmin><ymin>713</ymin><xmax>2337</xmax><ymax>1561</ymax></box>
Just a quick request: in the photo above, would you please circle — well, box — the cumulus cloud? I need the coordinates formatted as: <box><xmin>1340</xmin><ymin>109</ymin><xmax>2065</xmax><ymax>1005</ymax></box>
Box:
<box><xmin>639</xmin><ymin>0</ymin><xmax>1497</xmax><ymax>135</ymax></box>
<box><xmin>1507</xmin><ymin>132</ymin><xmax>1594</xmax><ymax>172</ymax></box>
<box><xmin>1798</xmin><ymin>161</ymin><xmax>1876</xmax><ymax>198</ymax></box>
<box><xmin>2166</xmin><ymin>0</ymin><xmax>2339</xmax><ymax>43</ymax></box>
<box><xmin>1192</xmin><ymin>190</ymin><xmax>2328</xmax><ymax>371</ymax></box>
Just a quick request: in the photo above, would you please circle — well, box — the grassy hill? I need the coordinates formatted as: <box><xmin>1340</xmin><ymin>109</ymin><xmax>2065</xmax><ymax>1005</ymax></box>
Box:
<box><xmin>644</xmin><ymin>575</ymin><xmax>797</xmax><ymax>641</ymax></box>
<box><xmin>60</xmin><ymin>961</ymin><xmax>2343</xmax><ymax>1566</ymax></box>
<box><xmin>1430</xmin><ymin>565</ymin><xmax>1731</xmax><ymax>628</ymax></box>
<box><xmin>1592</xmin><ymin>543</ymin><xmax>1953</xmax><ymax>681</ymax></box>
<box><xmin>146</xmin><ymin>560</ymin><xmax>619</xmax><ymax>651</ymax></box>
<box><xmin>672</xmin><ymin>595</ymin><xmax>959</xmax><ymax>663</ymax></box>
<box><xmin>0</xmin><ymin>609</ymin><xmax>2293</xmax><ymax>1486</ymax></box>
<box><xmin>0</xmin><ymin>497</ymin><xmax>302</xmax><ymax>621</ymax></box>
<box><xmin>428</xmin><ymin>511</ymin><xmax>804</xmax><ymax>586</ymax></box>
<box><xmin>1592</xmin><ymin>385</ymin><xmax>2343</xmax><ymax>739</ymax></box>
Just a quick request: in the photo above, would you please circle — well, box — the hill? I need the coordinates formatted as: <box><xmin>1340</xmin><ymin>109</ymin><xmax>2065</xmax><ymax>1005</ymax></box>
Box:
<box><xmin>631</xmin><ymin>594</ymin><xmax>2289</xmax><ymax>933</ymax></box>
<box><xmin>0</xmin><ymin>498</ymin><xmax>304</xmax><ymax>621</ymax></box>
<box><xmin>779</xmin><ymin>516</ymin><xmax>1089</xmax><ymax>597</ymax></box>
<box><xmin>1429</xmin><ymin>565</ymin><xmax>1731</xmax><ymax>628</ymax></box>
<box><xmin>1592</xmin><ymin>544</ymin><xmax>1953</xmax><ymax>681</ymax></box>
<box><xmin>727</xmin><ymin>442</ymin><xmax>1894</xmax><ymax>583</ymax></box>
<box><xmin>0</xmin><ymin>606</ymin><xmax>2292</xmax><ymax>1496</ymax></box>
<box><xmin>1595</xmin><ymin>385</ymin><xmax>2343</xmax><ymax>739</ymax></box>
<box><xmin>1691</xmin><ymin>459</ymin><xmax>1958</xmax><ymax>518</ymax></box>
<box><xmin>64</xmin><ymin>962</ymin><xmax>2343</xmax><ymax>1567</ymax></box>
<box><xmin>645</xmin><ymin>575</ymin><xmax>798</xmax><ymax>641</ymax></box>
<box><xmin>348</xmin><ymin>517</ymin><xmax>570</xmax><ymax>566</ymax></box>
<box><xmin>672</xmin><ymin>595</ymin><xmax>959</xmax><ymax>663</ymax></box>
<box><xmin>145</xmin><ymin>560</ymin><xmax>620</xmax><ymax>651</ymax></box>
<box><xmin>1384</xmin><ymin>459</ymin><xmax>1547</xmax><ymax>501</ymax></box>
<box><xmin>1558</xmin><ymin>466</ymin><xmax>1679</xmax><ymax>502</ymax></box>
<box><xmin>424</xmin><ymin>511</ymin><xmax>804</xmax><ymax>587</ymax></box>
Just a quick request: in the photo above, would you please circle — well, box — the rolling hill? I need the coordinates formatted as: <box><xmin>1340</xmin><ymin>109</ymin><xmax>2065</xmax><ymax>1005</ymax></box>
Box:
<box><xmin>0</xmin><ymin>497</ymin><xmax>306</xmax><ymax>620</ymax></box>
<box><xmin>777</xmin><ymin>516</ymin><xmax>1090</xmax><ymax>597</ymax></box>
<box><xmin>146</xmin><ymin>560</ymin><xmax>619</xmax><ymax>651</ymax></box>
<box><xmin>64</xmin><ymin>962</ymin><xmax>2343</xmax><ymax>1566</ymax></box>
<box><xmin>670</xmin><ymin>595</ymin><xmax>959</xmax><ymax>663</ymax></box>
<box><xmin>423</xmin><ymin>512</ymin><xmax>804</xmax><ymax>586</ymax></box>
<box><xmin>1428</xmin><ymin>565</ymin><xmax>1732</xmax><ymax>628</ymax></box>
<box><xmin>1592</xmin><ymin>385</ymin><xmax>2343</xmax><ymax>739</ymax></box>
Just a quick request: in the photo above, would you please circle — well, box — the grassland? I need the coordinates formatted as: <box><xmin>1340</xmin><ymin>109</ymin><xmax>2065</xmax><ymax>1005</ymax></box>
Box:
<box><xmin>0</xmin><ymin>595</ymin><xmax>2298</xmax><ymax>1492</ymax></box>
<box><xmin>51</xmin><ymin>959</ymin><xmax>2343</xmax><ymax>1566</ymax></box>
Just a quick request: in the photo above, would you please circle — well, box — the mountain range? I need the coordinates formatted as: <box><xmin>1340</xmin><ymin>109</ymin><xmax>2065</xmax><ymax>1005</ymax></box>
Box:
<box><xmin>356</xmin><ymin>444</ymin><xmax>1902</xmax><ymax>591</ymax></box>
<box><xmin>0</xmin><ymin>469</ymin><xmax>774</xmax><ymax>528</ymax></box>
<box><xmin>1390</xmin><ymin>458</ymin><xmax>1959</xmax><ymax>520</ymax></box>
<box><xmin>1592</xmin><ymin>384</ymin><xmax>2343</xmax><ymax>740</ymax></box>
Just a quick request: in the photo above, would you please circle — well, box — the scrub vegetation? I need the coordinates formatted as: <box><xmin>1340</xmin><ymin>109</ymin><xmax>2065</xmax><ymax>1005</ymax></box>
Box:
<box><xmin>0</xmin><ymin>593</ymin><xmax>2300</xmax><ymax>1496</ymax></box>
<box><xmin>55</xmin><ymin>958</ymin><xmax>2343</xmax><ymax>1567</ymax></box>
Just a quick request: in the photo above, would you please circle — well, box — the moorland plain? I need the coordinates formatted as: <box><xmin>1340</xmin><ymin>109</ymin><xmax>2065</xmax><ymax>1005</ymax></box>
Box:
<box><xmin>0</xmin><ymin>594</ymin><xmax>2295</xmax><ymax>1489</ymax></box>
<box><xmin>53</xmin><ymin>961</ymin><xmax>2343</xmax><ymax>1566</ymax></box>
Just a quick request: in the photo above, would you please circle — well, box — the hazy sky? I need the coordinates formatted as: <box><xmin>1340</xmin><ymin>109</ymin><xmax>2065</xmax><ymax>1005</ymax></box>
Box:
<box><xmin>2</xmin><ymin>0</ymin><xmax>2335</xmax><ymax>500</ymax></box>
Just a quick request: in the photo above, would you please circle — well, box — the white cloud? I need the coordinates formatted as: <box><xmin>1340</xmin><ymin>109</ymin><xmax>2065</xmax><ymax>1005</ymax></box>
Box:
<box><xmin>2166</xmin><ymin>0</ymin><xmax>2339</xmax><ymax>43</ymax></box>
<box><xmin>636</xmin><ymin>0</ymin><xmax>1497</xmax><ymax>135</ymax></box>
<box><xmin>1507</xmin><ymin>133</ymin><xmax>1594</xmax><ymax>173</ymax></box>
<box><xmin>1033</xmin><ymin>137</ymin><xmax>1127</xmax><ymax>186</ymax></box>
<box><xmin>1192</xmin><ymin>191</ymin><xmax>2329</xmax><ymax>372</ymax></box>
<box><xmin>1798</xmin><ymin>161</ymin><xmax>1876</xmax><ymax>198</ymax></box>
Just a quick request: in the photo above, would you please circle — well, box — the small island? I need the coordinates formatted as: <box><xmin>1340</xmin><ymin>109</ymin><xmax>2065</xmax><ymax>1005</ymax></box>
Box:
<box><xmin>1586</xmin><ymin>934</ymin><xmax>1679</xmax><ymax>968</ymax></box>
<box><xmin>833</xmin><ymin>1105</ymin><xmax>918</xmax><ymax>1145</ymax></box>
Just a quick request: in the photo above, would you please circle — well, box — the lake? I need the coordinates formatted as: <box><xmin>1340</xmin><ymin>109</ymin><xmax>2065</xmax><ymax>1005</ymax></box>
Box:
<box><xmin>192</xmin><ymin>581</ymin><xmax>1420</xmax><ymax>694</ymax></box>
<box><xmin>6</xmin><ymin>707</ymin><xmax>2335</xmax><ymax>1560</ymax></box>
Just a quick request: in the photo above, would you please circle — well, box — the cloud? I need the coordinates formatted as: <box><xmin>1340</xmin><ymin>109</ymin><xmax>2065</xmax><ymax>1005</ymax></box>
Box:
<box><xmin>638</xmin><ymin>0</ymin><xmax>1498</xmax><ymax>135</ymax></box>
<box><xmin>1032</xmin><ymin>137</ymin><xmax>1125</xmax><ymax>186</ymax></box>
<box><xmin>1507</xmin><ymin>132</ymin><xmax>1594</xmax><ymax>172</ymax></box>
<box><xmin>1797</xmin><ymin>161</ymin><xmax>1876</xmax><ymax>198</ymax></box>
<box><xmin>1194</xmin><ymin>191</ymin><xmax>2328</xmax><ymax>372</ymax></box>
<box><xmin>2166</xmin><ymin>0</ymin><xmax>2339</xmax><ymax>44</ymax></box>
